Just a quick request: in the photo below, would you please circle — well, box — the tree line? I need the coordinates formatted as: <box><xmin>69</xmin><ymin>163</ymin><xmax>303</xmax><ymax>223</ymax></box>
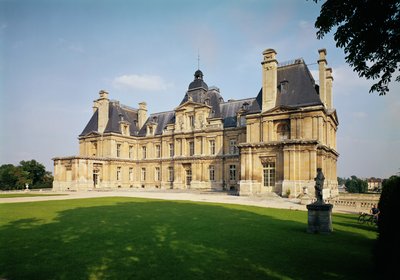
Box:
<box><xmin>0</xmin><ymin>160</ymin><xmax>53</xmax><ymax>190</ymax></box>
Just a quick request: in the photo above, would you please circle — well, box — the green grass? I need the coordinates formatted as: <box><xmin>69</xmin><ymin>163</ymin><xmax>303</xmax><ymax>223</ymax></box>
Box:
<box><xmin>0</xmin><ymin>193</ymin><xmax>65</xmax><ymax>198</ymax></box>
<box><xmin>0</xmin><ymin>197</ymin><xmax>377</xmax><ymax>280</ymax></box>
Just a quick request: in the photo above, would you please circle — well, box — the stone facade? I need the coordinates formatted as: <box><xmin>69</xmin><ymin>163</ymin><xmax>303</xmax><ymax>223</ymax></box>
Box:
<box><xmin>53</xmin><ymin>48</ymin><xmax>339</xmax><ymax>198</ymax></box>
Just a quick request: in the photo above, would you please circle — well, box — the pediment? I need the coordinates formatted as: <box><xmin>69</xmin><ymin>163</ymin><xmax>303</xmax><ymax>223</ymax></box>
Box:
<box><xmin>262</xmin><ymin>105</ymin><xmax>297</xmax><ymax>115</ymax></box>
<box><xmin>175</xmin><ymin>100</ymin><xmax>211</xmax><ymax>112</ymax></box>
<box><xmin>81</xmin><ymin>131</ymin><xmax>101</xmax><ymax>138</ymax></box>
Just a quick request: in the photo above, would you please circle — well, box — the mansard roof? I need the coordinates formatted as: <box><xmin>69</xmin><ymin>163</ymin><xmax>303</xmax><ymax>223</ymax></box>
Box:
<box><xmin>248</xmin><ymin>59</ymin><xmax>323</xmax><ymax>114</ymax></box>
<box><xmin>80</xmin><ymin>58</ymin><xmax>324</xmax><ymax>137</ymax></box>
<box><xmin>220</xmin><ymin>98</ymin><xmax>255</xmax><ymax>128</ymax></box>
<box><xmin>137</xmin><ymin>111</ymin><xmax>175</xmax><ymax>136</ymax></box>
<box><xmin>80</xmin><ymin>101</ymin><xmax>139</xmax><ymax>137</ymax></box>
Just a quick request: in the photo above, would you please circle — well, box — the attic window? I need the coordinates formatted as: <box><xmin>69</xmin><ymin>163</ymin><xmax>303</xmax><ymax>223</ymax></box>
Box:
<box><xmin>242</xmin><ymin>102</ymin><xmax>249</xmax><ymax>111</ymax></box>
<box><xmin>205</xmin><ymin>98</ymin><xmax>210</xmax><ymax>105</ymax></box>
<box><xmin>278</xmin><ymin>80</ymin><xmax>289</xmax><ymax>94</ymax></box>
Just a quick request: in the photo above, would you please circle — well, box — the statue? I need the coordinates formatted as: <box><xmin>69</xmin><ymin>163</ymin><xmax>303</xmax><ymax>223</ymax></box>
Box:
<box><xmin>314</xmin><ymin>168</ymin><xmax>325</xmax><ymax>204</ymax></box>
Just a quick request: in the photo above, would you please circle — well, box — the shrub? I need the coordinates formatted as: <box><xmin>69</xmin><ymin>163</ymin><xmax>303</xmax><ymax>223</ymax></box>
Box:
<box><xmin>374</xmin><ymin>175</ymin><xmax>400</xmax><ymax>277</ymax></box>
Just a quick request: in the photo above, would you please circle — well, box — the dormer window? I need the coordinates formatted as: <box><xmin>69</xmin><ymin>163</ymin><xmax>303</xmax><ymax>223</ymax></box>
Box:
<box><xmin>278</xmin><ymin>80</ymin><xmax>289</xmax><ymax>94</ymax></box>
<box><xmin>205</xmin><ymin>98</ymin><xmax>210</xmax><ymax>106</ymax></box>
<box><xmin>242</xmin><ymin>102</ymin><xmax>249</xmax><ymax>111</ymax></box>
<box><xmin>147</xmin><ymin>123</ymin><xmax>156</xmax><ymax>136</ymax></box>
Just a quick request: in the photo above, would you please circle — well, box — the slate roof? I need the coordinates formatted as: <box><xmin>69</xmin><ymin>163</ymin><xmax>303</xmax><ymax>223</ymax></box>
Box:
<box><xmin>80</xmin><ymin>59</ymin><xmax>323</xmax><ymax>137</ymax></box>
<box><xmin>220</xmin><ymin>98</ymin><xmax>255</xmax><ymax>128</ymax></box>
<box><xmin>138</xmin><ymin>111</ymin><xmax>175</xmax><ymax>136</ymax></box>
<box><xmin>248</xmin><ymin>59</ymin><xmax>322</xmax><ymax>114</ymax></box>
<box><xmin>80</xmin><ymin>101</ymin><xmax>139</xmax><ymax>137</ymax></box>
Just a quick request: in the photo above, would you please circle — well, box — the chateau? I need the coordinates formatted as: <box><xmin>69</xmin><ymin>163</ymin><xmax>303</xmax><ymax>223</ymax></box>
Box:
<box><xmin>53</xmin><ymin>48</ymin><xmax>339</xmax><ymax>198</ymax></box>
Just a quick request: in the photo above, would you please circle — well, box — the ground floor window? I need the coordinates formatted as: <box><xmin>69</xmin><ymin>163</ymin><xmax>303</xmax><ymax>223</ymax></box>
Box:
<box><xmin>209</xmin><ymin>165</ymin><xmax>215</xmax><ymax>181</ymax></box>
<box><xmin>186</xmin><ymin>168</ymin><xmax>192</xmax><ymax>186</ymax></box>
<box><xmin>263</xmin><ymin>162</ymin><xmax>275</xmax><ymax>187</ymax></box>
<box><xmin>155</xmin><ymin>167</ymin><xmax>160</xmax><ymax>181</ymax></box>
<box><xmin>129</xmin><ymin>167</ymin><xmax>134</xmax><ymax>181</ymax></box>
<box><xmin>229</xmin><ymin>165</ymin><xmax>236</xmax><ymax>181</ymax></box>
<box><xmin>141</xmin><ymin>168</ymin><xmax>146</xmax><ymax>182</ymax></box>
<box><xmin>117</xmin><ymin>167</ymin><xmax>121</xmax><ymax>181</ymax></box>
<box><xmin>168</xmin><ymin>167</ymin><xmax>174</xmax><ymax>182</ymax></box>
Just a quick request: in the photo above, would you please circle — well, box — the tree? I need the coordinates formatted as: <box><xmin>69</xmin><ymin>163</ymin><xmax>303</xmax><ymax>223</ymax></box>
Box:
<box><xmin>345</xmin><ymin>175</ymin><xmax>368</xmax><ymax>193</ymax></box>
<box><xmin>313</xmin><ymin>0</ymin><xmax>400</xmax><ymax>95</ymax></box>
<box><xmin>0</xmin><ymin>160</ymin><xmax>53</xmax><ymax>190</ymax></box>
<box><xmin>19</xmin><ymin>160</ymin><xmax>47</xmax><ymax>187</ymax></box>
<box><xmin>0</xmin><ymin>164</ymin><xmax>31</xmax><ymax>190</ymax></box>
<box><xmin>374</xmin><ymin>175</ymin><xmax>400</xmax><ymax>276</ymax></box>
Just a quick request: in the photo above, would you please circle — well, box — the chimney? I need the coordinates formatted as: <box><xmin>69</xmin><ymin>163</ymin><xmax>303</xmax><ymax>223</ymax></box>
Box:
<box><xmin>138</xmin><ymin>102</ymin><xmax>147</xmax><ymax>129</ymax></box>
<box><xmin>93</xmin><ymin>90</ymin><xmax>109</xmax><ymax>133</ymax></box>
<box><xmin>261</xmin><ymin>49</ymin><xmax>278</xmax><ymax>112</ymax></box>
<box><xmin>318</xmin><ymin>49</ymin><xmax>327</xmax><ymax>107</ymax></box>
<box><xmin>325</xmin><ymin>67</ymin><xmax>333</xmax><ymax>109</ymax></box>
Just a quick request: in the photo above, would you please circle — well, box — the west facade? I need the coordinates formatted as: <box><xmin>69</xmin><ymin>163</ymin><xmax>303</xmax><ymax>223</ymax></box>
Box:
<box><xmin>53</xmin><ymin>48</ymin><xmax>339</xmax><ymax>198</ymax></box>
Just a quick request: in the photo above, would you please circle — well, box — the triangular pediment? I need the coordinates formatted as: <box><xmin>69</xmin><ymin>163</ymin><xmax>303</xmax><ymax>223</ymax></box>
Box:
<box><xmin>175</xmin><ymin>100</ymin><xmax>211</xmax><ymax>112</ymax></box>
<box><xmin>261</xmin><ymin>105</ymin><xmax>299</xmax><ymax>115</ymax></box>
<box><xmin>80</xmin><ymin>131</ymin><xmax>101</xmax><ymax>138</ymax></box>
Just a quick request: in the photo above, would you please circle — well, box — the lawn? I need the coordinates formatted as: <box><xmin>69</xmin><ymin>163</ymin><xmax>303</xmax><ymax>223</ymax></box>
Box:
<box><xmin>0</xmin><ymin>197</ymin><xmax>377</xmax><ymax>280</ymax></box>
<box><xmin>0</xmin><ymin>193</ymin><xmax>66</xmax><ymax>198</ymax></box>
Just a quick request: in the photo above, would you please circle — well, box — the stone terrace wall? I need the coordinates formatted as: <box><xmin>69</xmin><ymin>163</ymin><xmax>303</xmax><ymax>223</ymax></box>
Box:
<box><xmin>324</xmin><ymin>193</ymin><xmax>380</xmax><ymax>211</ymax></box>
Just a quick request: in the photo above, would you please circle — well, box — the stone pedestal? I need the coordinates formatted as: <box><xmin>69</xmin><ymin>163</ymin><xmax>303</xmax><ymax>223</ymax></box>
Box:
<box><xmin>306</xmin><ymin>203</ymin><xmax>333</xmax><ymax>234</ymax></box>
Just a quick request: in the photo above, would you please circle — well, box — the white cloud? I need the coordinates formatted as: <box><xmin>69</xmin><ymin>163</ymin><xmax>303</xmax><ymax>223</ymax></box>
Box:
<box><xmin>112</xmin><ymin>74</ymin><xmax>173</xmax><ymax>91</ymax></box>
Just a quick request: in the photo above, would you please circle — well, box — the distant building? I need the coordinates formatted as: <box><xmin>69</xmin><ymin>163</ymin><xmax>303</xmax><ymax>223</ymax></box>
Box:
<box><xmin>53</xmin><ymin>48</ymin><xmax>339</xmax><ymax>198</ymax></box>
<box><xmin>367</xmin><ymin>177</ymin><xmax>382</xmax><ymax>191</ymax></box>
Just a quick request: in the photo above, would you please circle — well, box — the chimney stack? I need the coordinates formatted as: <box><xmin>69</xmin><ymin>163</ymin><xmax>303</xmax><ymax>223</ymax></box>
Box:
<box><xmin>138</xmin><ymin>102</ymin><xmax>147</xmax><ymax>129</ymax></box>
<box><xmin>93</xmin><ymin>90</ymin><xmax>109</xmax><ymax>133</ymax></box>
<box><xmin>318</xmin><ymin>49</ymin><xmax>327</xmax><ymax>107</ymax></box>
<box><xmin>261</xmin><ymin>49</ymin><xmax>278</xmax><ymax>112</ymax></box>
<box><xmin>325</xmin><ymin>67</ymin><xmax>333</xmax><ymax>109</ymax></box>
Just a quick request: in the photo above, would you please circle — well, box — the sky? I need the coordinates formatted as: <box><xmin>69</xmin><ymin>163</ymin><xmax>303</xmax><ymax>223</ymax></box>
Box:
<box><xmin>1</xmin><ymin>0</ymin><xmax>399</xmax><ymax>179</ymax></box>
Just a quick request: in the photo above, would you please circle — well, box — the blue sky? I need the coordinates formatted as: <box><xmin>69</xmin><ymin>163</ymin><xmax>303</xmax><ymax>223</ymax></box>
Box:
<box><xmin>1</xmin><ymin>0</ymin><xmax>399</xmax><ymax>178</ymax></box>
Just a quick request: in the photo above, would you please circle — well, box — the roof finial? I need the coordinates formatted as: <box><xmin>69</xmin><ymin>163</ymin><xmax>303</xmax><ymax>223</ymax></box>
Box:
<box><xmin>197</xmin><ymin>48</ymin><xmax>200</xmax><ymax>70</ymax></box>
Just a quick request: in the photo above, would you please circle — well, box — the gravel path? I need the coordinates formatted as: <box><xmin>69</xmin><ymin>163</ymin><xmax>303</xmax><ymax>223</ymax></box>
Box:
<box><xmin>0</xmin><ymin>189</ymin><xmax>358</xmax><ymax>214</ymax></box>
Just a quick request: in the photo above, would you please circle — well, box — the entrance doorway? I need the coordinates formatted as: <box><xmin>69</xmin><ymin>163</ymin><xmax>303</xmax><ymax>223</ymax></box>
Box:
<box><xmin>93</xmin><ymin>165</ymin><xmax>101</xmax><ymax>188</ymax></box>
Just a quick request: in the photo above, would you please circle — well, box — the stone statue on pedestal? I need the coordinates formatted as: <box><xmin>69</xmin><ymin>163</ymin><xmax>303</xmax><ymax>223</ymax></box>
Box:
<box><xmin>314</xmin><ymin>168</ymin><xmax>325</xmax><ymax>204</ymax></box>
<box><xmin>307</xmin><ymin>168</ymin><xmax>333</xmax><ymax>233</ymax></box>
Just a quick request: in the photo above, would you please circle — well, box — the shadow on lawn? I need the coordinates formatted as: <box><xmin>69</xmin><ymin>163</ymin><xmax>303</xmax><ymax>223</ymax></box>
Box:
<box><xmin>0</xmin><ymin>199</ymin><xmax>377</xmax><ymax>280</ymax></box>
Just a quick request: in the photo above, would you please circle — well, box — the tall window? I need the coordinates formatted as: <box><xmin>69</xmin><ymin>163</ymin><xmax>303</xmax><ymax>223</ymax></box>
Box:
<box><xmin>155</xmin><ymin>167</ymin><xmax>160</xmax><ymax>181</ymax></box>
<box><xmin>263</xmin><ymin>162</ymin><xmax>276</xmax><ymax>187</ymax></box>
<box><xmin>189</xmin><ymin>141</ymin><xmax>194</xmax><ymax>156</ymax></box>
<box><xmin>229</xmin><ymin>139</ymin><xmax>237</xmax><ymax>154</ymax></box>
<box><xmin>117</xmin><ymin>144</ymin><xmax>121</xmax><ymax>157</ymax></box>
<box><xmin>129</xmin><ymin>145</ymin><xmax>134</xmax><ymax>158</ymax></box>
<box><xmin>168</xmin><ymin>166</ymin><xmax>174</xmax><ymax>182</ymax></box>
<box><xmin>156</xmin><ymin>145</ymin><xmax>161</xmax><ymax>158</ymax></box>
<box><xmin>209</xmin><ymin>140</ymin><xmax>215</xmax><ymax>155</ymax></box>
<box><xmin>209</xmin><ymin>165</ymin><xmax>215</xmax><ymax>181</ymax></box>
<box><xmin>229</xmin><ymin>165</ymin><xmax>236</xmax><ymax>181</ymax></box>
<box><xmin>169</xmin><ymin>143</ymin><xmax>174</xmax><ymax>157</ymax></box>
<box><xmin>186</xmin><ymin>168</ymin><xmax>192</xmax><ymax>186</ymax></box>
<box><xmin>129</xmin><ymin>167</ymin><xmax>134</xmax><ymax>181</ymax></box>
<box><xmin>189</xmin><ymin>115</ymin><xmax>194</xmax><ymax>128</ymax></box>
<box><xmin>141</xmin><ymin>168</ymin><xmax>146</xmax><ymax>181</ymax></box>
<box><xmin>117</xmin><ymin>167</ymin><xmax>121</xmax><ymax>181</ymax></box>
<box><xmin>142</xmin><ymin>146</ymin><xmax>147</xmax><ymax>159</ymax></box>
